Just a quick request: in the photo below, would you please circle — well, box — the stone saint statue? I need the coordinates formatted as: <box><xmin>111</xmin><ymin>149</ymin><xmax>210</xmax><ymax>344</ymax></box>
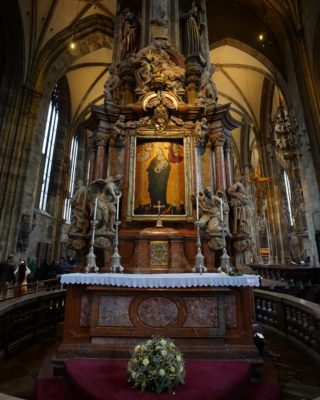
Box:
<box><xmin>198</xmin><ymin>188</ymin><xmax>225</xmax><ymax>234</ymax></box>
<box><xmin>216</xmin><ymin>190</ymin><xmax>230</xmax><ymax>235</ymax></box>
<box><xmin>194</xmin><ymin>117</ymin><xmax>208</xmax><ymax>145</ymax></box>
<box><xmin>114</xmin><ymin>115</ymin><xmax>126</xmax><ymax>142</ymax></box>
<box><xmin>104</xmin><ymin>66</ymin><xmax>120</xmax><ymax>104</ymax></box>
<box><xmin>228</xmin><ymin>178</ymin><xmax>254</xmax><ymax>236</ymax></box>
<box><xmin>93</xmin><ymin>176</ymin><xmax>122</xmax><ymax>233</ymax></box>
<box><xmin>120</xmin><ymin>8</ymin><xmax>138</xmax><ymax>61</ymax></box>
<box><xmin>184</xmin><ymin>1</ymin><xmax>205</xmax><ymax>64</ymax></box>
<box><xmin>69</xmin><ymin>180</ymin><xmax>89</xmax><ymax>234</ymax></box>
<box><xmin>197</xmin><ymin>64</ymin><xmax>218</xmax><ymax>106</ymax></box>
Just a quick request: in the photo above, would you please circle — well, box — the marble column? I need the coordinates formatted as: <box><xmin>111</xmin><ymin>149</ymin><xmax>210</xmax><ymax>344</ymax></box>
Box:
<box><xmin>224</xmin><ymin>139</ymin><xmax>233</xmax><ymax>189</ymax></box>
<box><xmin>119</xmin><ymin>66</ymin><xmax>135</xmax><ymax>106</ymax></box>
<box><xmin>94</xmin><ymin>134</ymin><xmax>108</xmax><ymax>180</ymax></box>
<box><xmin>210</xmin><ymin>132</ymin><xmax>226</xmax><ymax>193</ymax></box>
<box><xmin>88</xmin><ymin>138</ymin><xmax>96</xmax><ymax>184</ymax></box>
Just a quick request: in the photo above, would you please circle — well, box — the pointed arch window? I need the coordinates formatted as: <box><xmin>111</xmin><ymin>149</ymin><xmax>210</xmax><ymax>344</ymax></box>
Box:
<box><xmin>39</xmin><ymin>86</ymin><xmax>59</xmax><ymax>211</ymax></box>
<box><xmin>63</xmin><ymin>136</ymin><xmax>79</xmax><ymax>222</ymax></box>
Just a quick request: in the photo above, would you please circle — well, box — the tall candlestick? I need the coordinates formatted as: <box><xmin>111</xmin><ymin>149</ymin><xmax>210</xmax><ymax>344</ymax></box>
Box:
<box><xmin>196</xmin><ymin>195</ymin><xmax>199</xmax><ymax>221</ymax></box>
<box><xmin>116</xmin><ymin>195</ymin><xmax>120</xmax><ymax>221</ymax></box>
<box><xmin>93</xmin><ymin>197</ymin><xmax>98</xmax><ymax>220</ymax></box>
<box><xmin>195</xmin><ymin>140</ymin><xmax>200</xmax><ymax>221</ymax></box>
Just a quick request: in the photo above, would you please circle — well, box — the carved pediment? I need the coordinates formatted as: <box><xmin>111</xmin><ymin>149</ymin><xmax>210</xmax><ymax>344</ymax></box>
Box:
<box><xmin>131</xmin><ymin>42</ymin><xmax>186</xmax><ymax>99</ymax></box>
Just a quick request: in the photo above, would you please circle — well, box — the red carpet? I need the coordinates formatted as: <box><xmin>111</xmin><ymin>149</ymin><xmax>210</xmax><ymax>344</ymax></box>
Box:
<box><xmin>36</xmin><ymin>359</ymin><xmax>281</xmax><ymax>400</ymax></box>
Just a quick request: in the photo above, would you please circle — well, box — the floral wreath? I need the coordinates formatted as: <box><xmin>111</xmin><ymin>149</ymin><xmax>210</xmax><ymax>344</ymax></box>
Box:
<box><xmin>127</xmin><ymin>337</ymin><xmax>185</xmax><ymax>393</ymax></box>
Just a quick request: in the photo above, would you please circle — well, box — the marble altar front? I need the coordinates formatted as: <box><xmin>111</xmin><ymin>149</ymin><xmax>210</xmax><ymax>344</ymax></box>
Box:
<box><xmin>55</xmin><ymin>273</ymin><xmax>261</xmax><ymax>363</ymax></box>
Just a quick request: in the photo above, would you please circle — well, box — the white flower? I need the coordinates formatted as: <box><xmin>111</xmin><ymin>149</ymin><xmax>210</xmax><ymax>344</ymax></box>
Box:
<box><xmin>131</xmin><ymin>371</ymin><xmax>136</xmax><ymax>378</ymax></box>
<box><xmin>147</xmin><ymin>340</ymin><xmax>152</xmax><ymax>345</ymax></box>
<box><xmin>160</xmin><ymin>339</ymin><xmax>167</xmax><ymax>346</ymax></box>
<box><xmin>135</xmin><ymin>345</ymin><xmax>141</xmax><ymax>352</ymax></box>
<box><xmin>170</xmin><ymin>367</ymin><xmax>176</xmax><ymax>373</ymax></box>
<box><xmin>176</xmin><ymin>354</ymin><xmax>181</xmax><ymax>362</ymax></box>
<box><xmin>161</xmin><ymin>350</ymin><xmax>167</xmax><ymax>357</ymax></box>
<box><xmin>159</xmin><ymin>369</ymin><xmax>165</xmax><ymax>376</ymax></box>
<box><xmin>142</xmin><ymin>358</ymin><xmax>149</xmax><ymax>366</ymax></box>
<box><xmin>179</xmin><ymin>365</ymin><xmax>184</xmax><ymax>373</ymax></box>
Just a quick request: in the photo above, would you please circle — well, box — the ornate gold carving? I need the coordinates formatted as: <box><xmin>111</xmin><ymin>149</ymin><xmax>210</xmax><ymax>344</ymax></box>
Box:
<box><xmin>150</xmin><ymin>241</ymin><xmax>169</xmax><ymax>266</ymax></box>
<box><xmin>209</xmin><ymin>132</ymin><xmax>226</xmax><ymax>146</ymax></box>
<box><xmin>131</xmin><ymin>42</ymin><xmax>185</xmax><ymax>97</ymax></box>
<box><xmin>142</xmin><ymin>91</ymin><xmax>178</xmax><ymax>111</ymax></box>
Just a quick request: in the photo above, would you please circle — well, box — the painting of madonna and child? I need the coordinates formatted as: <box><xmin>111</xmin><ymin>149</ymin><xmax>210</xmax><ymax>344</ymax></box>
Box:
<box><xmin>134</xmin><ymin>139</ymin><xmax>186</xmax><ymax>216</ymax></box>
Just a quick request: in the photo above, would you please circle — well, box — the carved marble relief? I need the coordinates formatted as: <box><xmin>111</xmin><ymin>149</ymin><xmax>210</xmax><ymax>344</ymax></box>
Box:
<box><xmin>182</xmin><ymin>297</ymin><xmax>218</xmax><ymax>327</ymax></box>
<box><xmin>138</xmin><ymin>297</ymin><xmax>179</xmax><ymax>327</ymax></box>
<box><xmin>98</xmin><ymin>296</ymin><xmax>134</xmax><ymax>327</ymax></box>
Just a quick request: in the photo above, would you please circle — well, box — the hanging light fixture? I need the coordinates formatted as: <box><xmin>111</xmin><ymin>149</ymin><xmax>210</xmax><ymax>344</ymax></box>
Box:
<box><xmin>68</xmin><ymin>38</ymin><xmax>79</xmax><ymax>53</ymax></box>
<box><xmin>68</xmin><ymin>0</ymin><xmax>80</xmax><ymax>54</ymax></box>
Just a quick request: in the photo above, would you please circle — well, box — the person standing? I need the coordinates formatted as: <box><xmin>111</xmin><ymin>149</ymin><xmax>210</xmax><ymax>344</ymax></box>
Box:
<box><xmin>28</xmin><ymin>257</ymin><xmax>37</xmax><ymax>281</ymax></box>
<box><xmin>0</xmin><ymin>254</ymin><xmax>16</xmax><ymax>299</ymax></box>
<box><xmin>14</xmin><ymin>260</ymin><xmax>30</xmax><ymax>296</ymax></box>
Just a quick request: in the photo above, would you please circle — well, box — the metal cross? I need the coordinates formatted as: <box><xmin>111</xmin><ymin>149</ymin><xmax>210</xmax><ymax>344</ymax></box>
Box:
<box><xmin>154</xmin><ymin>200</ymin><xmax>165</xmax><ymax>227</ymax></box>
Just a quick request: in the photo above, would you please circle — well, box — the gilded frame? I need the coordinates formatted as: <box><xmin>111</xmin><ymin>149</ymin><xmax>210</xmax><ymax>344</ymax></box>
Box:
<box><xmin>127</xmin><ymin>132</ymin><xmax>193</xmax><ymax>222</ymax></box>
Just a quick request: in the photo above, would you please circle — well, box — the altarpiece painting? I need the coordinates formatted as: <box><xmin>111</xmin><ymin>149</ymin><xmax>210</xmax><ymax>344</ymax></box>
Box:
<box><xmin>127</xmin><ymin>135</ymin><xmax>193</xmax><ymax>221</ymax></box>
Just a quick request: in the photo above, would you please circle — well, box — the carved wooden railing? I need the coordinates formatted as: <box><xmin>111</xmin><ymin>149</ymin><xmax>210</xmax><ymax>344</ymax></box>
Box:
<box><xmin>251</xmin><ymin>264</ymin><xmax>320</xmax><ymax>284</ymax></box>
<box><xmin>0</xmin><ymin>277</ymin><xmax>63</xmax><ymax>302</ymax></box>
<box><xmin>1</xmin><ymin>284</ymin><xmax>319</xmax><ymax>363</ymax></box>
<box><xmin>255</xmin><ymin>289</ymin><xmax>320</xmax><ymax>362</ymax></box>
<box><xmin>251</xmin><ymin>265</ymin><xmax>320</xmax><ymax>304</ymax></box>
<box><xmin>0</xmin><ymin>290</ymin><xmax>66</xmax><ymax>359</ymax></box>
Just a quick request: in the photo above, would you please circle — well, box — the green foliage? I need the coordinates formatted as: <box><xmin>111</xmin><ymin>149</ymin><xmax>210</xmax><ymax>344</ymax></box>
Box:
<box><xmin>227</xmin><ymin>271</ymin><xmax>243</xmax><ymax>276</ymax></box>
<box><xmin>127</xmin><ymin>337</ymin><xmax>185</xmax><ymax>393</ymax></box>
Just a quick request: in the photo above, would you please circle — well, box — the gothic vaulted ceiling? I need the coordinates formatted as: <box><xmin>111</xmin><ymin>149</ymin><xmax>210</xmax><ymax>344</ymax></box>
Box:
<box><xmin>17</xmin><ymin>0</ymin><xmax>291</xmax><ymax>156</ymax></box>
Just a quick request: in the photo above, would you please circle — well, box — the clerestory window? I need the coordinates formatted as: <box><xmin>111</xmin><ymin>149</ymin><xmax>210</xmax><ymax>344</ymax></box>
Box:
<box><xmin>39</xmin><ymin>86</ymin><xmax>59</xmax><ymax>211</ymax></box>
<box><xmin>63</xmin><ymin>136</ymin><xmax>79</xmax><ymax>222</ymax></box>
<box><xmin>283</xmin><ymin>170</ymin><xmax>294</xmax><ymax>226</ymax></box>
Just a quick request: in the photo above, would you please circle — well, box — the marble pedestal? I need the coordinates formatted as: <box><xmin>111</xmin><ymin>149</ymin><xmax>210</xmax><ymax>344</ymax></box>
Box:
<box><xmin>130</xmin><ymin>227</ymin><xmax>190</xmax><ymax>273</ymax></box>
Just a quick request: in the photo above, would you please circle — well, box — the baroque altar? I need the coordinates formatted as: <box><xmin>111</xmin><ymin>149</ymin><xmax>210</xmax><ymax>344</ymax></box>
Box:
<box><xmin>59</xmin><ymin>0</ymin><xmax>260</xmax><ymax>363</ymax></box>
<box><xmin>66</xmin><ymin>0</ymin><xmax>257</xmax><ymax>272</ymax></box>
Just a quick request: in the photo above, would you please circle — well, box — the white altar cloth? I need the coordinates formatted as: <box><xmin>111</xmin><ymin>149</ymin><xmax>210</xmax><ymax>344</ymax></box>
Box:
<box><xmin>60</xmin><ymin>273</ymin><xmax>260</xmax><ymax>288</ymax></box>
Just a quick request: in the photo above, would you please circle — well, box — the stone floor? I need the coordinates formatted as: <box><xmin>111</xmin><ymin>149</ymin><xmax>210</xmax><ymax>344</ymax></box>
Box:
<box><xmin>0</xmin><ymin>337</ymin><xmax>56</xmax><ymax>399</ymax></box>
<box><xmin>0</xmin><ymin>332</ymin><xmax>319</xmax><ymax>399</ymax></box>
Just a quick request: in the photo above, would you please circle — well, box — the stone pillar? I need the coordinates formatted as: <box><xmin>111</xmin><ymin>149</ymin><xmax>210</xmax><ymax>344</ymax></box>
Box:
<box><xmin>210</xmin><ymin>132</ymin><xmax>226</xmax><ymax>193</ymax></box>
<box><xmin>88</xmin><ymin>138</ymin><xmax>96</xmax><ymax>184</ymax></box>
<box><xmin>224</xmin><ymin>139</ymin><xmax>233</xmax><ymax>189</ymax></box>
<box><xmin>119</xmin><ymin>65</ymin><xmax>135</xmax><ymax>106</ymax></box>
<box><xmin>94</xmin><ymin>134</ymin><xmax>108</xmax><ymax>180</ymax></box>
